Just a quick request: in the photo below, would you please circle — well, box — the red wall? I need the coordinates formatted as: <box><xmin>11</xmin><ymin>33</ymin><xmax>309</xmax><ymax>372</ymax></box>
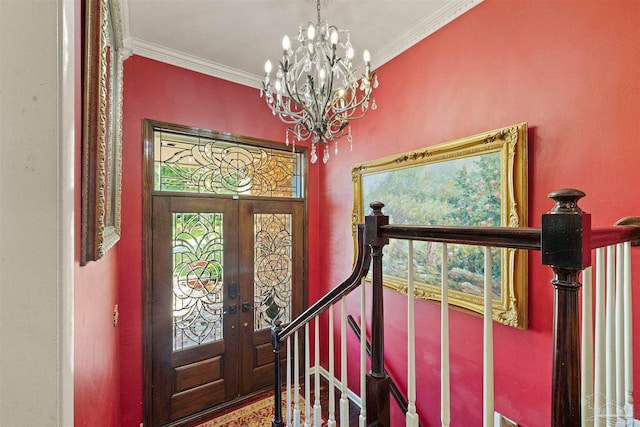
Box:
<box><xmin>76</xmin><ymin>1</ymin><xmax>640</xmax><ymax>425</ymax></box>
<box><xmin>74</xmin><ymin>0</ymin><xmax>121</xmax><ymax>424</ymax></box>
<box><xmin>322</xmin><ymin>1</ymin><xmax>640</xmax><ymax>426</ymax></box>
<box><xmin>74</xmin><ymin>251</ymin><xmax>121</xmax><ymax>426</ymax></box>
<box><xmin>117</xmin><ymin>56</ymin><xmax>322</xmax><ymax>426</ymax></box>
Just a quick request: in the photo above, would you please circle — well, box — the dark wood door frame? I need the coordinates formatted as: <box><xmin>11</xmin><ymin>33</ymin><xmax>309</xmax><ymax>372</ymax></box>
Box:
<box><xmin>141</xmin><ymin>119</ymin><xmax>309</xmax><ymax>427</ymax></box>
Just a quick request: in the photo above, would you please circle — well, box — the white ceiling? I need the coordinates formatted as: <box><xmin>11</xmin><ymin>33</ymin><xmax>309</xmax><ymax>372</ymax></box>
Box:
<box><xmin>121</xmin><ymin>0</ymin><xmax>483</xmax><ymax>89</ymax></box>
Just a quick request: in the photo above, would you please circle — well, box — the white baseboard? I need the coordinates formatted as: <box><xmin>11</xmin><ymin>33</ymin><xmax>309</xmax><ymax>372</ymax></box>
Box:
<box><xmin>494</xmin><ymin>411</ymin><xmax>518</xmax><ymax>426</ymax></box>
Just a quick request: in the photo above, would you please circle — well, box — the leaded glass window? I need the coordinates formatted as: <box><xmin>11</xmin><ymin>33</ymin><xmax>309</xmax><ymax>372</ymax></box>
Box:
<box><xmin>172</xmin><ymin>212</ymin><xmax>224</xmax><ymax>351</ymax></box>
<box><xmin>154</xmin><ymin>130</ymin><xmax>303</xmax><ymax>198</ymax></box>
<box><xmin>253</xmin><ymin>213</ymin><xmax>293</xmax><ymax>330</ymax></box>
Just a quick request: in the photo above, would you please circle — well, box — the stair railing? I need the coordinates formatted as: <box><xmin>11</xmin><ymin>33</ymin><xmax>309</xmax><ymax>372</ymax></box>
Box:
<box><xmin>271</xmin><ymin>224</ymin><xmax>374</xmax><ymax>427</ymax></box>
<box><xmin>272</xmin><ymin>189</ymin><xmax>640</xmax><ymax>427</ymax></box>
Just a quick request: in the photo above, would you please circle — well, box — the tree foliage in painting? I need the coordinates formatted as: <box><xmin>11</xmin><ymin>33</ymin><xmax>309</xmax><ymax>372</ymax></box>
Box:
<box><xmin>365</xmin><ymin>152</ymin><xmax>502</xmax><ymax>298</ymax></box>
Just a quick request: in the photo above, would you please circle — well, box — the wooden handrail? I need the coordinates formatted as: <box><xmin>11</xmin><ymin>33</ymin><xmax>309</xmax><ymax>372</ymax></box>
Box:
<box><xmin>379</xmin><ymin>223</ymin><xmax>640</xmax><ymax>251</ymax></box>
<box><xmin>592</xmin><ymin>223</ymin><xmax>640</xmax><ymax>248</ymax></box>
<box><xmin>276</xmin><ymin>224</ymin><xmax>371</xmax><ymax>343</ymax></box>
<box><xmin>379</xmin><ymin>224</ymin><xmax>541</xmax><ymax>250</ymax></box>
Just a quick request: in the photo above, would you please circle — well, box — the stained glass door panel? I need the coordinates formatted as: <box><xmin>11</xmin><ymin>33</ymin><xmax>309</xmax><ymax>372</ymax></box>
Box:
<box><xmin>151</xmin><ymin>196</ymin><xmax>240</xmax><ymax>425</ymax></box>
<box><xmin>238</xmin><ymin>200</ymin><xmax>304</xmax><ymax>395</ymax></box>
<box><xmin>253</xmin><ymin>213</ymin><xmax>293</xmax><ymax>330</ymax></box>
<box><xmin>172</xmin><ymin>212</ymin><xmax>225</xmax><ymax>350</ymax></box>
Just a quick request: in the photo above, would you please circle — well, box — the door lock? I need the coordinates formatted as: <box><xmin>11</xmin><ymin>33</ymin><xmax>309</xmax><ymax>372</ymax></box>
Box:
<box><xmin>242</xmin><ymin>302</ymin><xmax>254</xmax><ymax>312</ymax></box>
<box><xmin>228</xmin><ymin>304</ymin><xmax>237</xmax><ymax>315</ymax></box>
<box><xmin>228</xmin><ymin>282</ymin><xmax>238</xmax><ymax>299</ymax></box>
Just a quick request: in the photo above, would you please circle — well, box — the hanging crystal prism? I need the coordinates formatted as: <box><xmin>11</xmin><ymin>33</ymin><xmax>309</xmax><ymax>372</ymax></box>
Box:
<box><xmin>310</xmin><ymin>144</ymin><xmax>318</xmax><ymax>163</ymax></box>
<box><xmin>322</xmin><ymin>145</ymin><xmax>329</xmax><ymax>164</ymax></box>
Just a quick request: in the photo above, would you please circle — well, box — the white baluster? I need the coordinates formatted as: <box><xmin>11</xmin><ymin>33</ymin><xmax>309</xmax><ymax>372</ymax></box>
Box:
<box><xmin>605</xmin><ymin>245</ymin><xmax>616</xmax><ymax>426</ymax></box>
<box><xmin>623</xmin><ymin>242</ymin><xmax>634</xmax><ymax>419</ymax></box>
<box><xmin>594</xmin><ymin>248</ymin><xmax>606</xmax><ymax>427</ymax></box>
<box><xmin>305</xmin><ymin>323</ymin><xmax>311</xmax><ymax>427</ymax></box>
<box><xmin>441</xmin><ymin>243</ymin><xmax>450</xmax><ymax>427</ymax></box>
<box><xmin>314</xmin><ymin>318</ymin><xmax>322</xmax><ymax>427</ymax></box>
<box><xmin>287</xmin><ymin>337</ymin><xmax>292</xmax><ymax>427</ymax></box>
<box><xmin>615</xmin><ymin>244</ymin><xmax>626</xmax><ymax>422</ymax></box>
<box><xmin>340</xmin><ymin>297</ymin><xmax>349</xmax><ymax>427</ymax></box>
<box><xmin>328</xmin><ymin>307</ymin><xmax>336</xmax><ymax>426</ymax></box>
<box><xmin>483</xmin><ymin>247</ymin><xmax>494</xmax><ymax>427</ymax></box>
<box><xmin>294</xmin><ymin>330</ymin><xmax>301</xmax><ymax>427</ymax></box>
<box><xmin>582</xmin><ymin>266</ymin><xmax>594</xmax><ymax>427</ymax></box>
<box><xmin>406</xmin><ymin>241</ymin><xmax>419</xmax><ymax>427</ymax></box>
<box><xmin>359</xmin><ymin>278</ymin><xmax>367</xmax><ymax>427</ymax></box>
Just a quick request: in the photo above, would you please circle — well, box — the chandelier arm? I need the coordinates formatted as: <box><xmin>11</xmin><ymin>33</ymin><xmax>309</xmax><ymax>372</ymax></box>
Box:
<box><xmin>280</xmin><ymin>58</ymin><xmax>318</xmax><ymax>134</ymax></box>
<box><xmin>332</xmin><ymin>83</ymin><xmax>374</xmax><ymax>118</ymax></box>
<box><xmin>289</xmin><ymin>125</ymin><xmax>312</xmax><ymax>141</ymax></box>
<box><xmin>281</xmin><ymin>72</ymin><xmax>305</xmax><ymax>109</ymax></box>
<box><xmin>337</xmin><ymin>100</ymin><xmax>370</xmax><ymax>120</ymax></box>
<box><xmin>265</xmin><ymin>95</ymin><xmax>306</xmax><ymax>122</ymax></box>
<box><xmin>312</xmin><ymin>54</ymin><xmax>339</xmax><ymax>139</ymax></box>
<box><xmin>282</xmin><ymin>81</ymin><xmax>315</xmax><ymax>135</ymax></box>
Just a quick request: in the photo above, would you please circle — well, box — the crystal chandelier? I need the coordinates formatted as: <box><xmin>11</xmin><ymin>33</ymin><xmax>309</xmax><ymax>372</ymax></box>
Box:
<box><xmin>261</xmin><ymin>0</ymin><xmax>378</xmax><ymax>164</ymax></box>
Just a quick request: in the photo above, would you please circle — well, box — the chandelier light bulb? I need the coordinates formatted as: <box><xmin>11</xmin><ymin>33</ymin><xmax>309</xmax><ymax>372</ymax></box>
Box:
<box><xmin>264</xmin><ymin>60</ymin><xmax>272</xmax><ymax>74</ymax></box>
<box><xmin>307</xmin><ymin>24</ymin><xmax>315</xmax><ymax>40</ymax></box>
<box><xmin>282</xmin><ymin>35</ymin><xmax>291</xmax><ymax>51</ymax></box>
<box><xmin>330</xmin><ymin>29</ymin><xmax>338</xmax><ymax>47</ymax></box>
<box><xmin>346</xmin><ymin>46</ymin><xmax>354</xmax><ymax>60</ymax></box>
<box><xmin>363</xmin><ymin>49</ymin><xmax>371</xmax><ymax>63</ymax></box>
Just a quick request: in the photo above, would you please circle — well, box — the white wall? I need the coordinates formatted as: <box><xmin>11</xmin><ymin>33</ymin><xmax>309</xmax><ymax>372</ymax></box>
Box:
<box><xmin>0</xmin><ymin>0</ymin><xmax>74</xmax><ymax>425</ymax></box>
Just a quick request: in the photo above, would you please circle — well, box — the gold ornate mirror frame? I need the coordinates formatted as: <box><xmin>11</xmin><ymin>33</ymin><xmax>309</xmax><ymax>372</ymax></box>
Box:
<box><xmin>352</xmin><ymin>123</ymin><xmax>528</xmax><ymax>328</ymax></box>
<box><xmin>81</xmin><ymin>0</ymin><xmax>124</xmax><ymax>265</ymax></box>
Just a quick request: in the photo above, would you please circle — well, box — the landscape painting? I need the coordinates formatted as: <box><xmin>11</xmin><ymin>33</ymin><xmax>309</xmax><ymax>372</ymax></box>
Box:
<box><xmin>352</xmin><ymin>123</ymin><xmax>528</xmax><ymax>328</ymax></box>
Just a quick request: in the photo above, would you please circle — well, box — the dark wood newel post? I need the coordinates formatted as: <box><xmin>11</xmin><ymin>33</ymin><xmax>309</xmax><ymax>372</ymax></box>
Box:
<box><xmin>366</xmin><ymin>201</ymin><xmax>391</xmax><ymax>426</ymax></box>
<box><xmin>541</xmin><ymin>189</ymin><xmax>591</xmax><ymax>427</ymax></box>
<box><xmin>271</xmin><ymin>320</ymin><xmax>284</xmax><ymax>427</ymax></box>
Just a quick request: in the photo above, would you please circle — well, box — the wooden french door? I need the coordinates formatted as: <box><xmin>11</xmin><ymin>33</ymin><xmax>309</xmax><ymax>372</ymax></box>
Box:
<box><xmin>150</xmin><ymin>195</ymin><xmax>304</xmax><ymax>425</ymax></box>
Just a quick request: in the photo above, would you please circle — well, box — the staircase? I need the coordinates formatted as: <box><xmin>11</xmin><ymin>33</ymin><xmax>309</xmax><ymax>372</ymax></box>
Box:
<box><xmin>270</xmin><ymin>189</ymin><xmax>640</xmax><ymax>426</ymax></box>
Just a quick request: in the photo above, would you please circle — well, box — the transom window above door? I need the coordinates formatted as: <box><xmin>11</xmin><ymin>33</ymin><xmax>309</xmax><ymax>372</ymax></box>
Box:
<box><xmin>153</xmin><ymin>128</ymin><xmax>304</xmax><ymax>198</ymax></box>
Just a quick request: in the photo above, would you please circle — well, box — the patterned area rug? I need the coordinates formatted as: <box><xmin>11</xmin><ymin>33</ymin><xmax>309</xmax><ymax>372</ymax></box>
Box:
<box><xmin>196</xmin><ymin>394</ymin><xmax>315</xmax><ymax>427</ymax></box>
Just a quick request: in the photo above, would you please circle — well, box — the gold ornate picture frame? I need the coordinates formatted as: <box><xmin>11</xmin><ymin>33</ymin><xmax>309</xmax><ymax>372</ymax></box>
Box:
<box><xmin>352</xmin><ymin>123</ymin><xmax>528</xmax><ymax>328</ymax></box>
<box><xmin>81</xmin><ymin>0</ymin><xmax>124</xmax><ymax>265</ymax></box>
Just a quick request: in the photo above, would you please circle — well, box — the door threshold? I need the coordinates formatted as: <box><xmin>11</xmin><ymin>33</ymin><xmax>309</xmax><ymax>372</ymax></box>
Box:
<box><xmin>164</xmin><ymin>387</ymin><xmax>273</xmax><ymax>427</ymax></box>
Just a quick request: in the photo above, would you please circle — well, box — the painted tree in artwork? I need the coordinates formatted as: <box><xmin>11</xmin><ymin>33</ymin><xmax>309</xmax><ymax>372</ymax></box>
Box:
<box><xmin>364</xmin><ymin>152</ymin><xmax>502</xmax><ymax>297</ymax></box>
<box><xmin>447</xmin><ymin>154</ymin><xmax>502</xmax><ymax>227</ymax></box>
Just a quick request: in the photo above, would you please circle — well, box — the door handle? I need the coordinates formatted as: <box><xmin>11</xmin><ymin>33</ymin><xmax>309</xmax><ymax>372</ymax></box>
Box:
<box><xmin>242</xmin><ymin>302</ymin><xmax>254</xmax><ymax>312</ymax></box>
<box><xmin>227</xmin><ymin>304</ymin><xmax>237</xmax><ymax>315</ymax></box>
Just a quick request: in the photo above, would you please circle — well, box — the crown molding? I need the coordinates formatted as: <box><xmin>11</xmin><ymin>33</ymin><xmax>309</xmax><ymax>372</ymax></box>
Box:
<box><xmin>130</xmin><ymin>38</ymin><xmax>264</xmax><ymax>89</ymax></box>
<box><xmin>124</xmin><ymin>0</ymin><xmax>483</xmax><ymax>89</ymax></box>
<box><xmin>371</xmin><ymin>0</ymin><xmax>483</xmax><ymax>70</ymax></box>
